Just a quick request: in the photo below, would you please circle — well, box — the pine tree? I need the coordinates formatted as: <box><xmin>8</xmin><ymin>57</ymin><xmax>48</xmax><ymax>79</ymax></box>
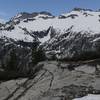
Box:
<box><xmin>6</xmin><ymin>49</ymin><xmax>18</xmax><ymax>71</ymax></box>
<box><xmin>31</xmin><ymin>42</ymin><xmax>46</xmax><ymax>66</ymax></box>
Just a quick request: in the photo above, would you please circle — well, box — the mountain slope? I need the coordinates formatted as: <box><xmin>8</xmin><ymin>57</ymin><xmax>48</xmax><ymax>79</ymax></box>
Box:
<box><xmin>0</xmin><ymin>8</ymin><xmax>100</xmax><ymax>69</ymax></box>
<box><xmin>0</xmin><ymin>9</ymin><xmax>100</xmax><ymax>100</ymax></box>
<box><xmin>1</xmin><ymin>9</ymin><xmax>100</xmax><ymax>42</ymax></box>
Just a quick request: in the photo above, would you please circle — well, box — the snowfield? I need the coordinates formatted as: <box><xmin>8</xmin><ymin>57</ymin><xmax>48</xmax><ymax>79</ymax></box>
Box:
<box><xmin>1</xmin><ymin>9</ymin><xmax>100</xmax><ymax>43</ymax></box>
<box><xmin>73</xmin><ymin>94</ymin><xmax>100</xmax><ymax>100</ymax></box>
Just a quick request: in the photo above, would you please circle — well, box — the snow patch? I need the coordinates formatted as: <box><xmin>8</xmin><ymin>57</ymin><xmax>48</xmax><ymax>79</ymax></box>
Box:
<box><xmin>73</xmin><ymin>94</ymin><xmax>100</xmax><ymax>100</ymax></box>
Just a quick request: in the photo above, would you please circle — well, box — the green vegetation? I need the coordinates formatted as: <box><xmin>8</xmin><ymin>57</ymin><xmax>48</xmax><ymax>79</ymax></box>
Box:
<box><xmin>6</xmin><ymin>49</ymin><xmax>18</xmax><ymax>71</ymax></box>
<box><xmin>32</xmin><ymin>42</ymin><xmax>46</xmax><ymax>66</ymax></box>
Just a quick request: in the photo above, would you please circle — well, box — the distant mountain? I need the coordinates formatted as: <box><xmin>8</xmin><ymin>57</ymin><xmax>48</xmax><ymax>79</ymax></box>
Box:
<box><xmin>0</xmin><ymin>18</ymin><xmax>5</xmax><ymax>24</ymax></box>
<box><xmin>1</xmin><ymin>9</ymin><xmax>100</xmax><ymax>43</ymax></box>
<box><xmin>0</xmin><ymin>8</ymin><xmax>100</xmax><ymax>73</ymax></box>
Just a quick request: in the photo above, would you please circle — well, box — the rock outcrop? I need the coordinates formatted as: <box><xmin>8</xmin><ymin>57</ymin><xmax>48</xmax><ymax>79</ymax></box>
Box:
<box><xmin>0</xmin><ymin>61</ymin><xmax>100</xmax><ymax>100</ymax></box>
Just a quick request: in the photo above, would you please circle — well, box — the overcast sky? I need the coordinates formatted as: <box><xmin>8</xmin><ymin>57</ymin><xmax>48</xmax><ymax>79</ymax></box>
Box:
<box><xmin>0</xmin><ymin>0</ymin><xmax>99</xmax><ymax>20</ymax></box>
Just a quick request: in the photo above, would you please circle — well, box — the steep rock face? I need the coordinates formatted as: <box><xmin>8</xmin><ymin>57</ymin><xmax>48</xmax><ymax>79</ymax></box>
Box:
<box><xmin>44</xmin><ymin>31</ymin><xmax>100</xmax><ymax>60</ymax></box>
<box><xmin>0</xmin><ymin>38</ymin><xmax>32</xmax><ymax>74</ymax></box>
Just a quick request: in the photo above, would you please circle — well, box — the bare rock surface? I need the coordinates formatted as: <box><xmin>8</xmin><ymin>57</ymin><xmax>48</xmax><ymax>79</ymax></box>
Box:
<box><xmin>0</xmin><ymin>61</ymin><xmax>100</xmax><ymax>100</ymax></box>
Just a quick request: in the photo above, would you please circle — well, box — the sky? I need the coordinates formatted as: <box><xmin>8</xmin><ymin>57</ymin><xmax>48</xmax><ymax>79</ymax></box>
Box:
<box><xmin>0</xmin><ymin>0</ymin><xmax>100</xmax><ymax>20</ymax></box>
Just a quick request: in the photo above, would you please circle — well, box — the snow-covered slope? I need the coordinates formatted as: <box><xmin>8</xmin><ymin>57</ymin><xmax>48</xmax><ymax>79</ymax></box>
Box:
<box><xmin>1</xmin><ymin>8</ymin><xmax>100</xmax><ymax>59</ymax></box>
<box><xmin>1</xmin><ymin>9</ymin><xmax>100</xmax><ymax>42</ymax></box>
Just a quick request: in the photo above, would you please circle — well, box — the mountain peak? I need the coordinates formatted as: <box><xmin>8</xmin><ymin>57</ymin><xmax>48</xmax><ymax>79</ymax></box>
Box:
<box><xmin>73</xmin><ymin>7</ymin><xmax>93</xmax><ymax>12</ymax></box>
<box><xmin>12</xmin><ymin>11</ymin><xmax>54</xmax><ymax>21</ymax></box>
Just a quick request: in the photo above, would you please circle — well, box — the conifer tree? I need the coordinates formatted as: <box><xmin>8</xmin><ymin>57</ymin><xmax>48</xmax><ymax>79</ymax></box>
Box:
<box><xmin>6</xmin><ymin>49</ymin><xmax>18</xmax><ymax>71</ymax></box>
<box><xmin>32</xmin><ymin>41</ymin><xmax>46</xmax><ymax>66</ymax></box>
